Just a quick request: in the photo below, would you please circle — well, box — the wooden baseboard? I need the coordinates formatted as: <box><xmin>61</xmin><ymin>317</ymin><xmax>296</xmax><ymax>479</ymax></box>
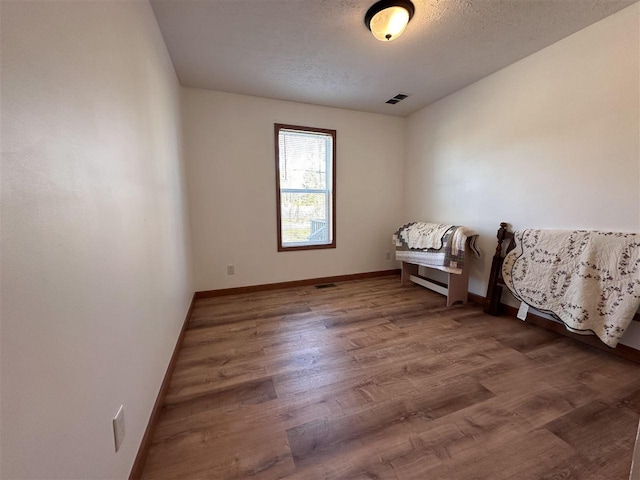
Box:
<box><xmin>468</xmin><ymin>292</ymin><xmax>485</xmax><ymax>306</ymax></box>
<box><xmin>129</xmin><ymin>294</ymin><xmax>196</xmax><ymax>480</ymax></box>
<box><xmin>468</xmin><ymin>292</ymin><xmax>640</xmax><ymax>364</ymax></box>
<box><xmin>194</xmin><ymin>269</ymin><xmax>401</xmax><ymax>299</ymax></box>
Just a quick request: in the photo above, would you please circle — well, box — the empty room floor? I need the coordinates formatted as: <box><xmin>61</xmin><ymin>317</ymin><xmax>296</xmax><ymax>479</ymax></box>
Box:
<box><xmin>140</xmin><ymin>275</ymin><xmax>640</xmax><ymax>479</ymax></box>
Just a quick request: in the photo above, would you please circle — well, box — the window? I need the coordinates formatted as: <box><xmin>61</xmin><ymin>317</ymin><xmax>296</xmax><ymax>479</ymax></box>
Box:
<box><xmin>275</xmin><ymin>123</ymin><xmax>336</xmax><ymax>251</ymax></box>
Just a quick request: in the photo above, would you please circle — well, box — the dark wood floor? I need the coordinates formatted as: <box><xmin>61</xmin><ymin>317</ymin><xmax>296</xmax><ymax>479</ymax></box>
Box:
<box><xmin>140</xmin><ymin>275</ymin><xmax>640</xmax><ymax>479</ymax></box>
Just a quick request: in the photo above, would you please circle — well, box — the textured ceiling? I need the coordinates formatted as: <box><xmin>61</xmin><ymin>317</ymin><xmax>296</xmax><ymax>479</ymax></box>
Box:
<box><xmin>151</xmin><ymin>0</ymin><xmax>637</xmax><ymax>116</ymax></box>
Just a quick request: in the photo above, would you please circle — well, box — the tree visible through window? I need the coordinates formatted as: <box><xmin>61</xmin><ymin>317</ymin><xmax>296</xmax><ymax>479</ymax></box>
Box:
<box><xmin>275</xmin><ymin>124</ymin><xmax>336</xmax><ymax>251</ymax></box>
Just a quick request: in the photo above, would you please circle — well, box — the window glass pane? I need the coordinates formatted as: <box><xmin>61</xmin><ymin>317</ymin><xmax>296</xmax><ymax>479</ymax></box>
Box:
<box><xmin>280</xmin><ymin>192</ymin><xmax>330</xmax><ymax>245</ymax></box>
<box><xmin>278</xmin><ymin>131</ymin><xmax>330</xmax><ymax>190</ymax></box>
<box><xmin>275</xmin><ymin>124</ymin><xmax>335</xmax><ymax>251</ymax></box>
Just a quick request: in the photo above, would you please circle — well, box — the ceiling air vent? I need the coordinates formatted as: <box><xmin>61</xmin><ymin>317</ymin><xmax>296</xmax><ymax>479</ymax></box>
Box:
<box><xmin>385</xmin><ymin>93</ymin><xmax>411</xmax><ymax>105</ymax></box>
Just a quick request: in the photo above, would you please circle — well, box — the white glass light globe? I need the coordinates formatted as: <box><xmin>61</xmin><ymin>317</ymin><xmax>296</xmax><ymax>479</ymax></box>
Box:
<box><xmin>369</xmin><ymin>6</ymin><xmax>410</xmax><ymax>41</ymax></box>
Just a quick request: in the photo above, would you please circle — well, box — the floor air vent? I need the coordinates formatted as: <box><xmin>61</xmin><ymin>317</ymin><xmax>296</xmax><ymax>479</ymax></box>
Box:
<box><xmin>315</xmin><ymin>283</ymin><xmax>337</xmax><ymax>289</ymax></box>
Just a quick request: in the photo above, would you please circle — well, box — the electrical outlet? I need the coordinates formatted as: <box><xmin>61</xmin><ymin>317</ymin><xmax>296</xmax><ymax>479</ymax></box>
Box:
<box><xmin>113</xmin><ymin>405</ymin><xmax>125</xmax><ymax>452</ymax></box>
<box><xmin>227</xmin><ymin>264</ymin><xmax>235</xmax><ymax>275</ymax></box>
<box><xmin>385</xmin><ymin>251</ymin><xmax>391</xmax><ymax>260</ymax></box>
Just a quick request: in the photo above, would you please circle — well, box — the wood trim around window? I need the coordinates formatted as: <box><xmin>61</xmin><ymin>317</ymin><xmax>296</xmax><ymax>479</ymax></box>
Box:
<box><xmin>274</xmin><ymin>123</ymin><xmax>337</xmax><ymax>252</ymax></box>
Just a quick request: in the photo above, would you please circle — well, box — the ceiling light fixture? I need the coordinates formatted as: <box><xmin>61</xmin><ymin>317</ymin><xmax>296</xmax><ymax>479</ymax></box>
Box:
<box><xmin>365</xmin><ymin>0</ymin><xmax>415</xmax><ymax>42</ymax></box>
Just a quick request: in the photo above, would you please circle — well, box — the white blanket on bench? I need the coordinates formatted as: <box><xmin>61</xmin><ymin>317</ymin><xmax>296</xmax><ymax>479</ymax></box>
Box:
<box><xmin>398</xmin><ymin>223</ymin><xmax>453</xmax><ymax>250</ymax></box>
<box><xmin>502</xmin><ymin>229</ymin><xmax>640</xmax><ymax>347</ymax></box>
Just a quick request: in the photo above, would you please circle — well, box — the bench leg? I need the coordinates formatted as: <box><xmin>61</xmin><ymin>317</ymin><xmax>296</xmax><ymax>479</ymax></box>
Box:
<box><xmin>401</xmin><ymin>261</ymin><xmax>419</xmax><ymax>286</ymax></box>
<box><xmin>446</xmin><ymin>267</ymin><xmax>469</xmax><ymax>306</ymax></box>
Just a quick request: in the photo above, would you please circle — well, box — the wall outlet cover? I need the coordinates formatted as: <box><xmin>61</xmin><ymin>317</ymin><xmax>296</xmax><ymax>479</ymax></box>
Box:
<box><xmin>113</xmin><ymin>405</ymin><xmax>125</xmax><ymax>452</ymax></box>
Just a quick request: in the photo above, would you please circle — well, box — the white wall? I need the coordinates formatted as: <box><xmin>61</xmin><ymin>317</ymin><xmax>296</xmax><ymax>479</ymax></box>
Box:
<box><xmin>404</xmin><ymin>2</ymin><xmax>639</xmax><ymax>296</ymax></box>
<box><xmin>182</xmin><ymin>89</ymin><xmax>405</xmax><ymax>291</ymax></box>
<box><xmin>1</xmin><ymin>1</ymin><xmax>193</xmax><ymax>478</ymax></box>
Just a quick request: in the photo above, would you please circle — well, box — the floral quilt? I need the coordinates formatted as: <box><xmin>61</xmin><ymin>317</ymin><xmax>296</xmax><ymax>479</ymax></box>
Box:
<box><xmin>502</xmin><ymin>229</ymin><xmax>640</xmax><ymax>347</ymax></box>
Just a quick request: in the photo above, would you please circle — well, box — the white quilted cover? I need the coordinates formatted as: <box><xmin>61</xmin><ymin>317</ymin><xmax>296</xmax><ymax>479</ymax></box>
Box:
<box><xmin>502</xmin><ymin>229</ymin><xmax>640</xmax><ymax>347</ymax></box>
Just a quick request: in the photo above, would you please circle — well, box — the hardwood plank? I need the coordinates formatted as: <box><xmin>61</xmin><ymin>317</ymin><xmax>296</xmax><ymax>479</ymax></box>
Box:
<box><xmin>139</xmin><ymin>275</ymin><xmax>640</xmax><ymax>480</ymax></box>
<box><xmin>151</xmin><ymin>378</ymin><xmax>278</xmax><ymax>444</ymax></box>
<box><xmin>142</xmin><ymin>429</ymin><xmax>295</xmax><ymax>480</ymax></box>
<box><xmin>417</xmin><ymin>428</ymin><xmax>582</xmax><ymax>480</ymax></box>
<box><xmin>546</xmin><ymin>399</ymin><xmax>638</xmax><ymax>470</ymax></box>
<box><xmin>286</xmin><ymin>375</ymin><xmax>494</xmax><ymax>468</ymax></box>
